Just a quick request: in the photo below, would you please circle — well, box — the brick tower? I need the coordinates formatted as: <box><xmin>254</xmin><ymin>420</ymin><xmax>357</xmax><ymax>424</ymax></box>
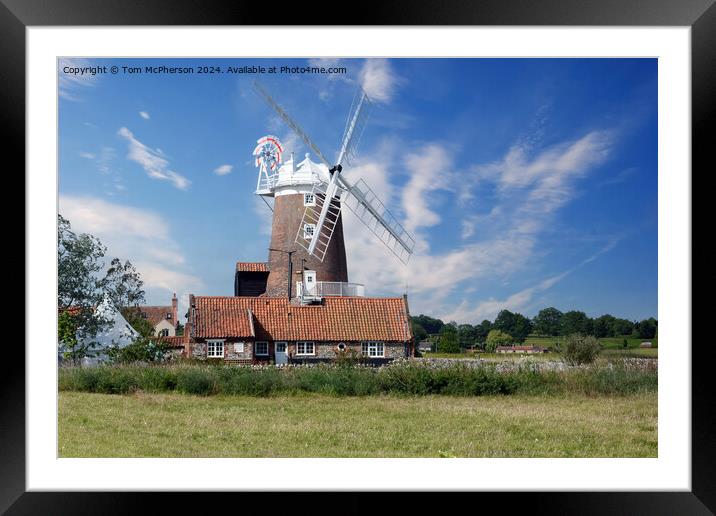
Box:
<box><xmin>256</xmin><ymin>147</ymin><xmax>348</xmax><ymax>299</ymax></box>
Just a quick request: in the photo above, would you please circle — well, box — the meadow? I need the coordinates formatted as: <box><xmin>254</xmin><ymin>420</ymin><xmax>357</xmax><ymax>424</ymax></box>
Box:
<box><xmin>57</xmin><ymin>358</ymin><xmax>657</xmax><ymax>458</ymax></box>
<box><xmin>58</xmin><ymin>390</ymin><xmax>657</xmax><ymax>458</ymax></box>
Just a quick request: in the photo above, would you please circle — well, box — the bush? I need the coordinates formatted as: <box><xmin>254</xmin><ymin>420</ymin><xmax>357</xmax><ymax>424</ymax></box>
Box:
<box><xmin>485</xmin><ymin>329</ymin><xmax>512</xmax><ymax>352</ymax></box>
<box><xmin>176</xmin><ymin>367</ymin><xmax>216</xmax><ymax>396</ymax></box>
<box><xmin>556</xmin><ymin>333</ymin><xmax>601</xmax><ymax>365</ymax></box>
<box><xmin>58</xmin><ymin>358</ymin><xmax>656</xmax><ymax>397</ymax></box>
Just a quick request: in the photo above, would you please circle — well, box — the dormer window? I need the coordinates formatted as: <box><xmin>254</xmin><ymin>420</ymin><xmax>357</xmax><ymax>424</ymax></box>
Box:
<box><xmin>304</xmin><ymin>193</ymin><xmax>316</xmax><ymax>206</ymax></box>
<box><xmin>304</xmin><ymin>223</ymin><xmax>316</xmax><ymax>240</ymax></box>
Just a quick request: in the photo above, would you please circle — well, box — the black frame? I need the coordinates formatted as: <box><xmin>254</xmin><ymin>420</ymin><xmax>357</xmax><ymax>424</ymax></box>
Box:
<box><xmin>6</xmin><ymin>0</ymin><xmax>714</xmax><ymax>513</ymax></box>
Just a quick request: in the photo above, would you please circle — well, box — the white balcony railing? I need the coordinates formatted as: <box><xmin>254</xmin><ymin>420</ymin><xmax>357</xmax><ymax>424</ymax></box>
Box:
<box><xmin>296</xmin><ymin>281</ymin><xmax>365</xmax><ymax>299</ymax></box>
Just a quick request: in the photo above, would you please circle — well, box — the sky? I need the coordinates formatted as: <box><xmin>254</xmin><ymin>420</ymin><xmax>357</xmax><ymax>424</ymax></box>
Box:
<box><xmin>58</xmin><ymin>57</ymin><xmax>657</xmax><ymax>324</ymax></box>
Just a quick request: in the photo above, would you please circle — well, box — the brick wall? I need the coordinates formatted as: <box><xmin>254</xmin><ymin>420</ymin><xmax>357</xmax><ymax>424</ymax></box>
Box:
<box><xmin>265</xmin><ymin>193</ymin><xmax>348</xmax><ymax>298</ymax></box>
<box><xmin>188</xmin><ymin>339</ymin><xmax>409</xmax><ymax>363</ymax></box>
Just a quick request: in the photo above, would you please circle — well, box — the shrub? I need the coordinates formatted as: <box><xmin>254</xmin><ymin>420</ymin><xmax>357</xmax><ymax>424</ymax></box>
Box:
<box><xmin>485</xmin><ymin>329</ymin><xmax>512</xmax><ymax>352</ymax></box>
<box><xmin>176</xmin><ymin>367</ymin><xmax>216</xmax><ymax>396</ymax></box>
<box><xmin>57</xmin><ymin>358</ymin><xmax>656</xmax><ymax>398</ymax></box>
<box><xmin>556</xmin><ymin>333</ymin><xmax>601</xmax><ymax>365</ymax></box>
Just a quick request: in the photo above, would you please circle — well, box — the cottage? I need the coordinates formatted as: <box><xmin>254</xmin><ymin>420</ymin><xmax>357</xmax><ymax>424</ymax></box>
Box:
<box><xmin>130</xmin><ymin>293</ymin><xmax>180</xmax><ymax>337</ymax></box>
<box><xmin>185</xmin><ymin>295</ymin><xmax>413</xmax><ymax>365</ymax></box>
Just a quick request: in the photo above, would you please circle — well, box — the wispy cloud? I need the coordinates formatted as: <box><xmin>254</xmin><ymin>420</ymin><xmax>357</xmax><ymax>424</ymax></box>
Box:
<box><xmin>139</xmin><ymin>111</ymin><xmax>150</xmax><ymax>120</ymax></box>
<box><xmin>441</xmin><ymin>239</ymin><xmax>620</xmax><ymax>322</ymax></box>
<box><xmin>117</xmin><ymin>127</ymin><xmax>191</xmax><ymax>190</ymax></box>
<box><xmin>600</xmin><ymin>166</ymin><xmax>637</xmax><ymax>186</ymax></box>
<box><xmin>59</xmin><ymin>195</ymin><xmax>203</xmax><ymax>317</ymax></box>
<box><xmin>342</xmin><ymin>127</ymin><xmax>616</xmax><ymax>321</ymax></box>
<box><xmin>79</xmin><ymin>146</ymin><xmax>124</xmax><ymax>191</ymax></box>
<box><xmin>59</xmin><ymin>58</ymin><xmax>100</xmax><ymax>101</ymax></box>
<box><xmin>213</xmin><ymin>164</ymin><xmax>233</xmax><ymax>176</ymax></box>
<box><xmin>359</xmin><ymin>59</ymin><xmax>401</xmax><ymax>103</ymax></box>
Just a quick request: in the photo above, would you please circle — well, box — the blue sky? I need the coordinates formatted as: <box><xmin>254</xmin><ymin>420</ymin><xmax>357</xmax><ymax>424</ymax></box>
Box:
<box><xmin>58</xmin><ymin>57</ymin><xmax>657</xmax><ymax>323</ymax></box>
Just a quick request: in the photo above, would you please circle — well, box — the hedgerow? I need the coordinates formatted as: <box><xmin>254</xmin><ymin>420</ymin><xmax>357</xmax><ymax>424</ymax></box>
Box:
<box><xmin>58</xmin><ymin>359</ymin><xmax>656</xmax><ymax>397</ymax></box>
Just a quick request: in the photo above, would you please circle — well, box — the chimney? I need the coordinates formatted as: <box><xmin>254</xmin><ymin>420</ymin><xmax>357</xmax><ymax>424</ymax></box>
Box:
<box><xmin>183</xmin><ymin>294</ymin><xmax>194</xmax><ymax>358</ymax></box>
<box><xmin>172</xmin><ymin>293</ymin><xmax>178</xmax><ymax>328</ymax></box>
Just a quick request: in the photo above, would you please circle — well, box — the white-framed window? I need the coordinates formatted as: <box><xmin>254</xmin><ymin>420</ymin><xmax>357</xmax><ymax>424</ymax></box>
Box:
<box><xmin>304</xmin><ymin>193</ymin><xmax>316</xmax><ymax>206</ymax></box>
<box><xmin>361</xmin><ymin>341</ymin><xmax>385</xmax><ymax>358</ymax></box>
<box><xmin>255</xmin><ymin>341</ymin><xmax>269</xmax><ymax>356</ymax></box>
<box><xmin>207</xmin><ymin>339</ymin><xmax>225</xmax><ymax>358</ymax></box>
<box><xmin>296</xmin><ymin>341</ymin><xmax>315</xmax><ymax>355</ymax></box>
<box><xmin>158</xmin><ymin>329</ymin><xmax>169</xmax><ymax>337</ymax></box>
<box><xmin>304</xmin><ymin>223</ymin><xmax>316</xmax><ymax>240</ymax></box>
<box><xmin>166</xmin><ymin>312</ymin><xmax>172</xmax><ymax>320</ymax></box>
<box><xmin>234</xmin><ymin>342</ymin><xmax>245</xmax><ymax>353</ymax></box>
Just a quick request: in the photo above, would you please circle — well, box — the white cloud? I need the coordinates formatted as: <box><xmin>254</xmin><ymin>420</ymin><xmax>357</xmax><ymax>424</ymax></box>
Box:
<box><xmin>59</xmin><ymin>58</ymin><xmax>100</xmax><ymax>101</ymax></box>
<box><xmin>139</xmin><ymin>111</ymin><xmax>150</xmax><ymax>120</ymax></box>
<box><xmin>59</xmin><ymin>195</ymin><xmax>203</xmax><ymax>319</ymax></box>
<box><xmin>359</xmin><ymin>59</ymin><xmax>400</xmax><ymax>103</ymax></box>
<box><xmin>401</xmin><ymin>144</ymin><xmax>453</xmax><ymax>239</ymax></box>
<box><xmin>442</xmin><ymin>271</ymin><xmax>570</xmax><ymax>323</ymax></box>
<box><xmin>79</xmin><ymin>152</ymin><xmax>95</xmax><ymax>160</ymax></box>
<box><xmin>213</xmin><ymin>164</ymin><xmax>233</xmax><ymax>176</ymax></box>
<box><xmin>440</xmin><ymin>239</ymin><xmax>620</xmax><ymax>322</ymax></box>
<box><xmin>342</xmin><ymin>129</ymin><xmax>616</xmax><ymax>321</ymax></box>
<box><xmin>117</xmin><ymin>127</ymin><xmax>191</xmax><ymax>190</ymax></box>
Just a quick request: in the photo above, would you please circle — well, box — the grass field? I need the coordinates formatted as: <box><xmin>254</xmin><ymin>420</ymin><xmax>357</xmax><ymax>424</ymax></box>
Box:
<box><xmin>58</xmin><ymin>391</ymin><xmax>657</xmax><ymax>458</ymax></box>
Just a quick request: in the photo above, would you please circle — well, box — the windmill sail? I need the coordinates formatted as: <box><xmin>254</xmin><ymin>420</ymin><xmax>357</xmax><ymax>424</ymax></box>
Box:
<box><xmin>338</xmin><ymin>176</ymin><xmax>415</xmax><ymax>264</ymax></box>
<box><xmin>253</xmin><ymin>81</ymin><xmax>333</xmax><ymax>169</ymax></box>
<box><xmin>295</xmin><ymin>179</ymin><xmax>348</xmax><ymax>262</ymax></box>
<box><xmin>336</xmin><ymin>88</ymin><xmax>373</xmax><ymax>167</ymax></box>
<box><xmin>254</xmin><ymin>80</ymin><xmax>415</xmax><ymax>265</ymax></box>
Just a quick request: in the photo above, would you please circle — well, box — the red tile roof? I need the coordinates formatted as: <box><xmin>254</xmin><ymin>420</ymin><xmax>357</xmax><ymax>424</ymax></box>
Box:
<box><xmin>236</xmin><ymin>262</ymin><xmax>268</xmax><ymax>272</ymax></box>
<box><xmin>157</xmin><ymin>335</ymin><xmax>192</xmax><ymax>348</ymax></box>
<box><xmin>190</xmin><ymin>296</ymin><xmax>412</xmax><ymax>342</ymax></box>
<box><xmin>126</xmin><ymin>306</ymin><xmax>174</xmax><ymax>327</ymax></box>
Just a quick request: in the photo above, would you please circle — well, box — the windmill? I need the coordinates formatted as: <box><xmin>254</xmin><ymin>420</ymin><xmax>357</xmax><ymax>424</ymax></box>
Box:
<box><xmin>253</xmin><ymin>81</ymin><xmax>415</xmax><ymax>299</ymax></box>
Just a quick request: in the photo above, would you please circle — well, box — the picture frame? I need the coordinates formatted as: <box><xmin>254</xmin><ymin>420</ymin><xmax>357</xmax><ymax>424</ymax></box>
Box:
<box><xmin>7</xmin><ymin>0</ymin><xmax>713</xmax><ymax>512</ymax></box>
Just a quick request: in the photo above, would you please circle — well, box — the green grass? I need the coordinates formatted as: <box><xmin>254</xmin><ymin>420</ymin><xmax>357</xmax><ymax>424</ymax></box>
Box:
<box><xmin>58</xmin><ymin>391</ymin><xmax>657</xmax><ymax>458</ymax></box>
<box><xmin>58</xmin><ymin>361</ymin><xmax>657</xmax><ymax>397</ymax></box>
<box><xmin>524</xmin><ymin>336</ymin><xmax>657</xmax><ymax>350</ymax></box>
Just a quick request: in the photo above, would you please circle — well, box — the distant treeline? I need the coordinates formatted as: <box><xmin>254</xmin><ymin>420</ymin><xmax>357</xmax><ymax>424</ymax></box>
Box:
<box><xmin>411</xmin><ymin>308</ymin><xmax>657</xmax><ymax>346</ymax></box>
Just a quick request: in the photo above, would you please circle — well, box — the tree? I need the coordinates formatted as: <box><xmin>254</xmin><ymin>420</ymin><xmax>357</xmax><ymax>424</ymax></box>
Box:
<box><xmin>474</xmin><ymin>320</ymin><xmax>493</xmax><ymax>346</ymax></box>
<box><xmin>175</xmin><ymin>322</ymin><xmax>185</xmax><ymax>336</ymax></box>
<box><xmin>494</xmin><ymin>309</ymin><xmax>532</xmax><ymax>342</ymax></box>
<box><xmin>58</xmin><ymin>215</ymin><xmax>112</xmax><ymax>364</ymax></box>
<box><xmin>561</xmin><ymin>311</ymin><xmax>592</xmax><ymax>336</ymax></box>
<box><xmin>457</xmin><ymin>324</ymin><xmax>477</xmax><ymax>349</ymax></box>
<box><xmin>633</xmin><ymin>318</ymin><xmax>657</xmax><ymax>339</ymax></box>
<box><xmin>437</xmin><ymin>324</ymin><xmax>460</xmax><ymax>353</ymax></box>
<box><xmin>412</xmin><ymin>314</ymin><xmax>445</xmax><ymax>335</ymax></box>
<box><xmin>485</xmin><ymin>329</ymin><xmax>513</xmax><ymax>352</ymax></box>
<box><xmin>103</xmin><ymin>258</ymin><xmax>145</xmax><ymax>310</ymax></box>
<box><xmin>58</xmin><ymin>214</ymin><xmax>147</xmax><ymax>365</ymax></box>
<box><xmin>593</xmin><ymin>314</ymin><xmax>616</xmax><ymax>338</ymax></box>
<box><xmin>411</xmin><ymin>319</ymin><xmax>428</xmax><ymax>343</ymax></box>
<box><xmin>612</xmin><ymin>318</ymin><xmax>634</xmax><ymax>337</ymax></box>
<box><xmin>555</xmin><ymin>333</ymin><xmax>601</xmax><ymax>365</ymax></box>
<box><xmin>532</xmin><ymin>307</ymin><xmax>563</xmax><ymax>336</ymax></box>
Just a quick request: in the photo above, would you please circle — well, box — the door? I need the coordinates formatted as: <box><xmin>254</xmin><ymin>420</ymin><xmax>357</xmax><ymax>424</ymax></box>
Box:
<box><xmin>304</xmin><ymin>270</ymin><xmax>317</xmax><ymax>295</ymax></box>
<box><xmin>275</xmin><ymin>341</ymin><xmax>288</xmax><ymax>365</ymax></box>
